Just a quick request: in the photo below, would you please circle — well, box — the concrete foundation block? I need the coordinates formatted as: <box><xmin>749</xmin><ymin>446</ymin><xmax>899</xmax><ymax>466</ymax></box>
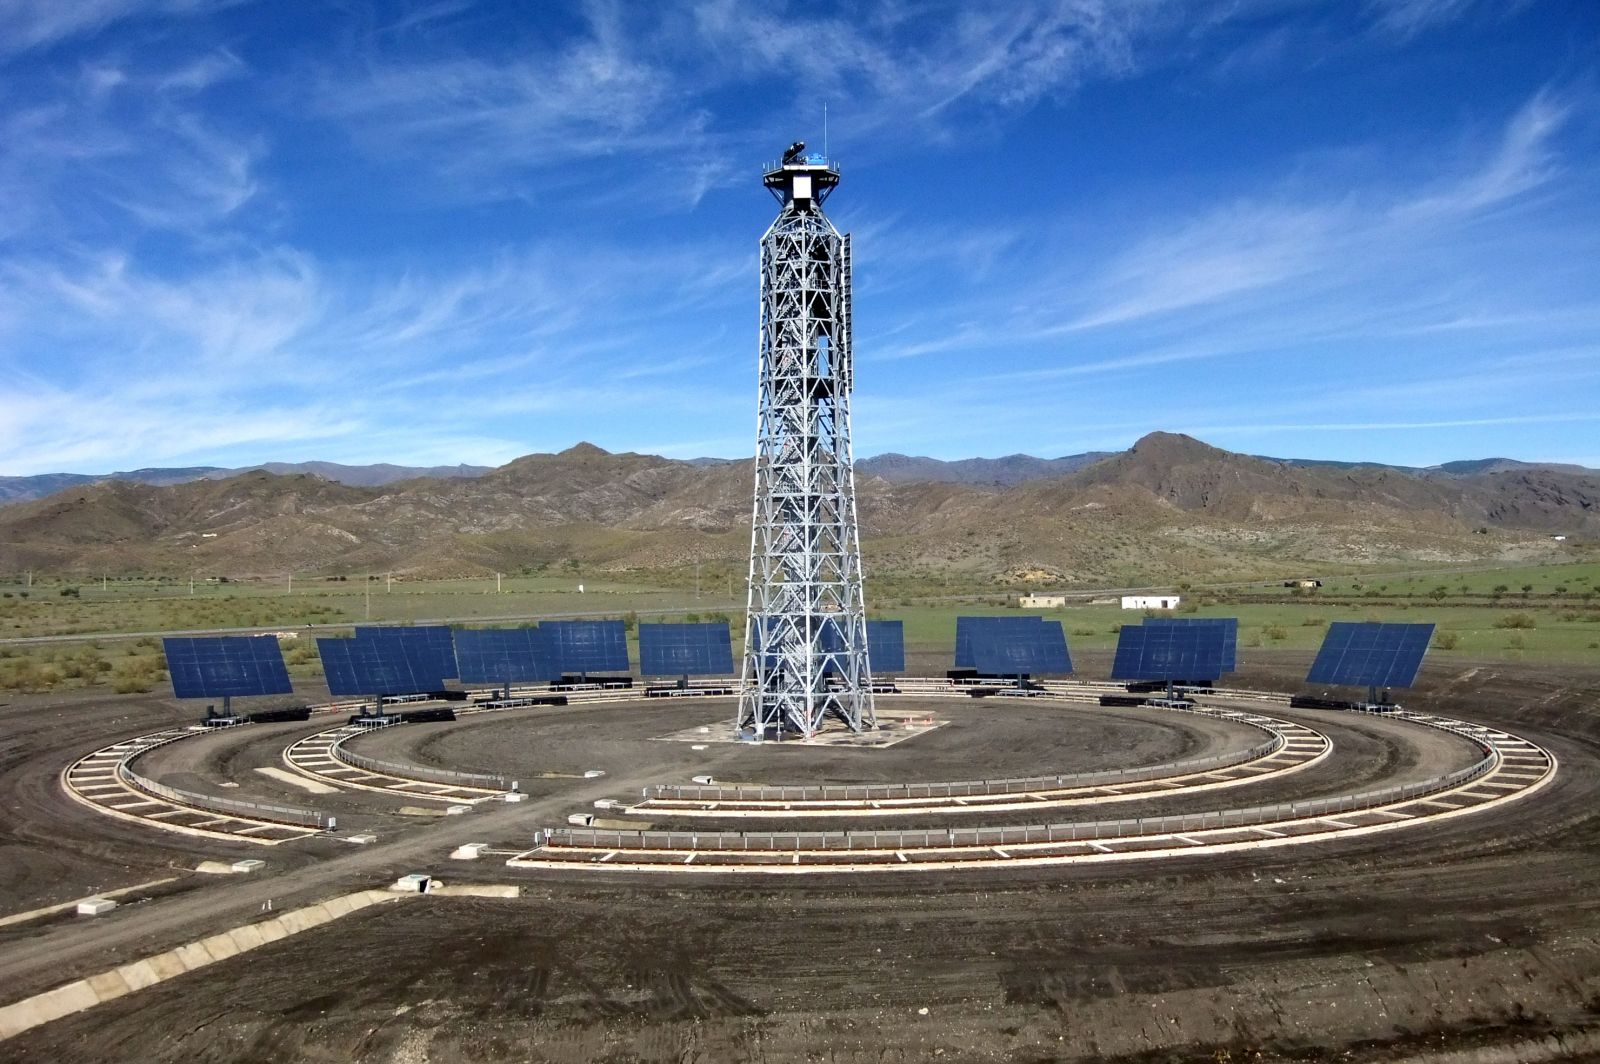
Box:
<box><xmin>0</xmin><ymin>1000</ymin><xmax>43</xmax><ymax>1041</ymax></box>
<box><xmin>254</xmin><ymin>918</ymin><xmax>289</xmax><ymax>945</ymax></box>
<box><xmin>227</xmin><ymin>924</ymin><xmax>267</xmax><ymax>952</ymax></box>
<box><xmin>114</xmin><ymin>959</ymin><xmax>163</xmax><ymax>993</ymax></box>
<box><xmin>276</xmin><ymin>906</ymin><xmax>328</xmax><ymax>935</ymax></box>
<box><xmin>198</xmin><ymin>933</ymin><xmax>241</xmax><ymax>964</ymax></box>
<box><xmin>230</xmin><ymin>859</ymin><xmax>265</xmax><ymax>873</ymax></box>
<box><xmin>145</xmin><ymin>951</ymin><xmax>189</xmax><ymax>982</ymax></box>
<box><xmin>76</xmin><ymin>898</ymin><xmax>117</xmax><ymax>916</ymax></box>
<box><xmin>85</xmin><ymin>970</ymin><xmax>133</xmax><ymax>1003</ymax></box>
<box><xmin>450</xmin><ymin>843</ymin><xmax>489</xmax><ymax>860</ymax></box>
<box><xmin>49</xmin><ymin>981</ymin><xmax>102</xmax><ymax>1015</ymax></box>
<box><xmin>173</xmin><ymin>941</ymin><xmax>216</xmax><ymax>972</ymax></box>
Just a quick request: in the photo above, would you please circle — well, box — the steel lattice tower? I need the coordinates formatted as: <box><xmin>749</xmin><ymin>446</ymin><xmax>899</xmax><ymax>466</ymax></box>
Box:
<box><xmin>738</xmin><ymin>143</ymin><xmax>875</xmax><ymax>741</ymax></box>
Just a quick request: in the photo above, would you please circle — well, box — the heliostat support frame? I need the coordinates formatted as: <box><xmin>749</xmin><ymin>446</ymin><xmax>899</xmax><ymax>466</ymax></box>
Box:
<box><xmin>738</xmin><ymin>146</ymin><xmax>875</xmax><ymax>740</ymax></box>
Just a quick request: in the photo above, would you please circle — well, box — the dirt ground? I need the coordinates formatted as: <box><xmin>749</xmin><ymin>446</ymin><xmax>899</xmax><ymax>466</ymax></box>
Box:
<box><xmin>352</xmin><ymin>698</ymin><xmax>1254</xmax><ymax>785</ymax></box>
<box><xmin>1</xmin><ymin>659</ymin><xmax>1598</xmax><ymax>1062</ymax></box>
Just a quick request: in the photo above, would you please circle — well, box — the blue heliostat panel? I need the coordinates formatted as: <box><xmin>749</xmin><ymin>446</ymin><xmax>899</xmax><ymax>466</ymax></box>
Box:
<box><xmin>355</xmin><ymin>625</ymin><xmax>458</xmax><ymax>681</ymax></box>
<box><xmin>452</xmin><ymin>628</ymin><xmax>559</xmax><ymax>686</ymax></box>
<box><xmin>1305</xmin><ymin>622</ymin><xmax>1436</xmax><ymax>689</ymax></box>
<box><xmin>955</xmin><ymin>616</ymin><xmax>1048</xmax><ymax>669</ymax></box>
<box><xmin>1111</xmin><ymin>623</ymin><xmax>1232</xmax><ymax>682</ymax></box>
<box><xmin>164</xmin><ymin>636</ymin><xmax>293</xmax><ymax>699</ymax></box>
<box><xmin>638</xmin><ymin>623</ymin><xmax>735</xmax><ymax>677</ymax></box>
<box><xmin>971</xmin><ymin>620</ymin><xmax>1072</xmax><ymax>676</ymax></box>
<box><xmin>1143</xmin><ymin>616</ymin><xmax>1238</xmax><ymax>672</ymax></box>
<box><xmin>317</xmin><ymin>638</ymin><xmax>440</xmax><ymax>697</ymax></box>
<box><xmin>540</xmin><ymin>620</ymin><xmax>630</xmax><ymax>674</ymax></box>
<box><xmin>865</xmin><ymin>620</ymin><xmax>906</xmax><ymax>674</ymax></box>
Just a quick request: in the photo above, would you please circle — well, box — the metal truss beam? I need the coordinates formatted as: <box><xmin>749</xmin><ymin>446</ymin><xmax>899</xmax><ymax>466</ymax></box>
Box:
<box><xmin>738</xmin><ymin>151</ymin><xmax>875</xmax><ymax>740</ymax></box>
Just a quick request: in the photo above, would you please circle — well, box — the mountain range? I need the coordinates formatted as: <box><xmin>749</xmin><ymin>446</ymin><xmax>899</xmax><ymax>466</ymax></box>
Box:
<box><xmin>2</xmin><ymin>433</ymin><xmax>1594</xmax><ymax>585</ymax></box>
<box><xmin>5</xmin><ymin>448</ymin><xmax>1592</xmax><ymax>504</ymax></box>
<box><xmin>0</xmin><ymin>461</ymin><xmax>493</xmax><ymax>506</ymax></box>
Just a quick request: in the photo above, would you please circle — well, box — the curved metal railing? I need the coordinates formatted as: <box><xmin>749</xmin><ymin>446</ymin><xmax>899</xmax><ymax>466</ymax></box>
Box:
<box><xmin>120</xmin><ymin>731</ymin><xmax>328</xmax><ymax>828</ymax></box>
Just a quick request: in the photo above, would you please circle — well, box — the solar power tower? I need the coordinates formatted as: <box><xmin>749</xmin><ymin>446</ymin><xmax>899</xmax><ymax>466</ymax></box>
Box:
<box><xmin>738</xmin><ymin>141</ymin><xmax>874</xmax><ymax>741</ymax></box>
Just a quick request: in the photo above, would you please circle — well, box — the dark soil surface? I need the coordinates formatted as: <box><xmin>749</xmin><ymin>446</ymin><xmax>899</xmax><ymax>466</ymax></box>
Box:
<box><xmin>2</xmin><ymin>661</ymin><xmax>1598</xmax><ymax>1063</ymax></box>
<box><xmin>350</xmin><ymin>699</ymin><xmax>1260</xmax><ymax>787</ymax></box>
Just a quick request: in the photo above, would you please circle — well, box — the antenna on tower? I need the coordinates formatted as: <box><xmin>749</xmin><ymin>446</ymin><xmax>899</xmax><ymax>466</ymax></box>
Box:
<box><xmin>824</xmin><ymin>101</ymin><xmax>829</xmax><ymax>158</ymax></box>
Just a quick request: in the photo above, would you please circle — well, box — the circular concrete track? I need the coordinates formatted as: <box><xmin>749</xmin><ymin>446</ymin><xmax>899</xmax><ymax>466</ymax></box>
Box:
<box><xmin>282</xmin><ymin>721</ymin><xmax>510</xmax><ymax>804</ymax></box>
<box><xmin>61</xmin><ymin>726</ymin><xmax>325</xmax><ymax>845</ymax></box>
<box><xmin>630</xmin><ymin>705</ymin><xmax>1329</xmax><ymax>818</ymax></box>
<box><xmin>506</xmin><ymin>704</ymin><xmax>1557</xmax><ymax>874</ymax></box>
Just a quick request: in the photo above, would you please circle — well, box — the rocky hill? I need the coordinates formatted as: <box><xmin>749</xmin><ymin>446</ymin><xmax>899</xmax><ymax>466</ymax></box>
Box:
<box><xmin>858</xmin><ymin>452</ymin><xmax>1113</xmax><ymax>486</ymax></box>
<box><xmin>0</xmin><ymin>460</ymin><xmax>492</xmax><ymax>506</ymax></box>
<box><xmin>1</xmin><ymin>435</ymin><xmax>1593</xmax><ymax>583</ymax></box>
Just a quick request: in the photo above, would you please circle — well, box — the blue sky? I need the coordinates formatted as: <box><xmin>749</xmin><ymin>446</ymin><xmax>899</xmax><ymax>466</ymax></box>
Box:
<box><xmin>2</xmin><ymin>0</ymin><xmax>1598</xmax><ymax>476</ymax></box>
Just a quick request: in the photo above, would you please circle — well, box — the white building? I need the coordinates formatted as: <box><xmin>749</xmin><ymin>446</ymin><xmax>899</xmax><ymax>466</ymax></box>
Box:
<box><xmin>1019</xmin><ymin>594</ymin><xmax>1067</xmax><ymax>608</ymax></box>
<box><xmin>1121</xmin><ymin>595</ymin><xmax>1180</xmax><ymax>610</ymax></box>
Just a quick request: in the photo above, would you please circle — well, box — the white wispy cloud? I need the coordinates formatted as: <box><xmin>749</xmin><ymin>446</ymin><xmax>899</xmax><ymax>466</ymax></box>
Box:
<box><xmin>869</xmin><ymin>84</ymin><xmax>1584</xmax><ymax>363</ymax></box>
<box><xmin>318</xmin><ymin>5</ymin><xmax>703</xmax><ymax>203</ymax></box>
<box><xmin>1178</xmin><ymin>412</ymin><xmax>1600</xmax><ymax>436</ymax></box>
<box><xmin>1065</xmin><ymin>201</ymin><xmax>1337</xmax><ymax>329</ymax></box>
<box><xmin>0</xmin><ymin>0</ymin><xmax>245</xmax><ymax>58</ymax></box>
<box><xmin>315</xmin><ymin>1</ymin><xmax>1192</xmax><ymax>206</ymax></box>
<box><xmin>1393</xmin><ymin>89</ymin><xmax>1571</xmax><ymax>221</ymax></box>
<box><xmin>1365</xmin><ymin>0</ymin><xmax>1480</xmax><ymax>40</ymax></box>
<box><xmin>0</xmin><ymin>50</ymin><xmax>264</xmax><ymax>246</ymax></box>
<box><xmin>0</xmin><ymin>221</ymin><xmax>758</xmax><ymax>473</ymax></box>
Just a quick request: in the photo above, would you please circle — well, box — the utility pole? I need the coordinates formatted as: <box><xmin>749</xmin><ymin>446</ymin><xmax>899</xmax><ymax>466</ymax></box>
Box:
<box><xmin>695</xmin><ymin>562</ymin><xmax>701</xmax><ymax>600</ymax></box>
<box><xmin>496</xmin><ymin>572</ymin><xmax>502</xmax><ymax>594</ymax></box>
<box><xmin>365</xmin><ymin>575</ymin><xmax>371</xmax><ymax>620</ymax></box>
<box><xmin>287</xmin><ymin>572</ymin><xmax>293</xmax><ymax>594</ymax></box>
<box><xmin>386</xmin><ymin>571</ymin><xmax>393</xmax><ymax>593</ymax></box>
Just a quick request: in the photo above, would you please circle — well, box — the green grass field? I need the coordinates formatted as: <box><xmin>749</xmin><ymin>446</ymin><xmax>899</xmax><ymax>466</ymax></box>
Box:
<box><xmin>1239</xmin><ymin>561</ymin><xmax>1600</xmax><ymax>601</ymax></box>
<box><xmin>884</xmin><ymin>601</ymin><xmax>1600</xmax><ymax>662</ymax></box>
<box><xmin>0</xmin><ymin>572</ymin><xmax>737</xmax><ymax>640</ymax></box>
<box><xmin>2</xmin><ymin>561</ymin><xmax>1597</xmax><ymax>694</ymax></box>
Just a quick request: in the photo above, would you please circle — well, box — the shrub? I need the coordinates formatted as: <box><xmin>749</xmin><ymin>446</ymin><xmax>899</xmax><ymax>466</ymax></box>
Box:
<box><xmin>1264</xmin><ymin>625</ymin><xmax>1288</xmax><ymax>642</ymax></box>
<box><xmin>1506</xmin><ymin>634</ymin><xmax>1526</xmax><ymax>651</ymax></box>
<box><xmin>1494</xmin><ymin>613</ymin><xmax>1538</xmax><ymax>630</ymax></box>
<box><xmin>1434</xmin><ymin>631</ymin><xmax>1460</xmax><ymax>650</ymax></box>
<box><xmin>1301</xmin><ymin>617</ymin><xmax>1326</xmax><ymax>627</ymax></box>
